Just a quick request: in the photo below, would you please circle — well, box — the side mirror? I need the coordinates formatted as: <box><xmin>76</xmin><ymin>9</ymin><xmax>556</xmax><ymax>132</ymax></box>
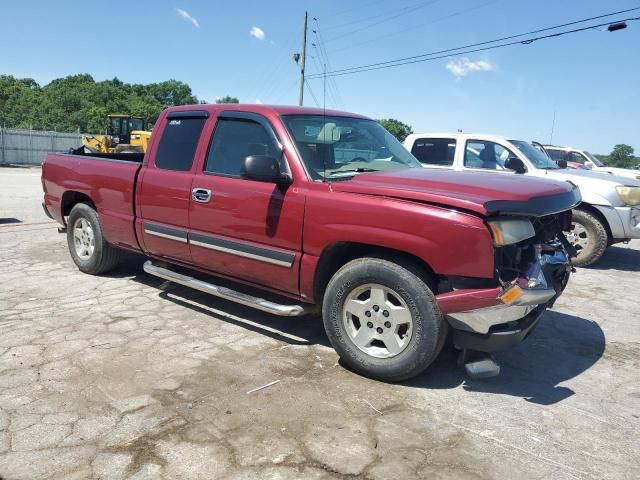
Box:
<box><xmin>557</xmin><ymin>158</ymin><xmax>568</xmax><ymax>169</ymax></box>
<box><xmin>504</xmin><ymin>156</ymin><xmax>527</xmax><ymax>174</ymax></box>
<box><xmin>241</xmin><ymin>155</ymin><xmax>292</xmax><ymax>185</ymax></box>
<box><xmin>584</xmin><ymin>162</ymin><xmax>593</xmax><ymax>170</ymax></box>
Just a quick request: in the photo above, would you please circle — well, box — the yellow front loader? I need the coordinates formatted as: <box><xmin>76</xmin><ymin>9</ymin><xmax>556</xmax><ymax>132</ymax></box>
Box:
<box><xmin>82</xmin><ymin>115</ymin><xmax>152</xmax><ymax>153</ymax></box>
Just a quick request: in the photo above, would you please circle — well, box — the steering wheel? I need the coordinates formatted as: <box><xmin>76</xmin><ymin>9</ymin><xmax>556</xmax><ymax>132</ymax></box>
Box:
<box><xmin>351</xmin><ymin>156</ymin><xmax>370</xmax><ymax>163</ymax></box>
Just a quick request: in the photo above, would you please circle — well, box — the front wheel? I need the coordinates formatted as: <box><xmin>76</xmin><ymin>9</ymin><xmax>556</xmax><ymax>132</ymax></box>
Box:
<box><xmin>566</xmin><ymin>209</ymin><xmax>608</xmax><ymax>267</ymax></box>
<box><xmin>66</xmin><ymin>203</ymin><xmax>122</xmax><ymax>274</ymax></box>
<box><xmin>322</xmin><ymin>258</ymin><xmax>446</xmax><ymax>382</ymax></box>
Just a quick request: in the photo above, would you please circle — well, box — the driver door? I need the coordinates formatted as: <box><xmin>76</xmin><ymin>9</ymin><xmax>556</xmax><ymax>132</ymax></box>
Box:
<box><xmin>188</xmin><ymin>112</ymin><xmax>305</xmax><ymax>295</ymax></box>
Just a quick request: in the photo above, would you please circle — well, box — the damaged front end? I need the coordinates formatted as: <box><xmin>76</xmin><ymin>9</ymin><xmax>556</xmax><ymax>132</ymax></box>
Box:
<box><xmin>437</xmin><ymin>210</ymin><xmax>575</xmax><ymax>353</ymax></box>
<box><xmin>494</xmin><ymin>210</ymin><xmax>575</xmax><ymax>309</ymax></box>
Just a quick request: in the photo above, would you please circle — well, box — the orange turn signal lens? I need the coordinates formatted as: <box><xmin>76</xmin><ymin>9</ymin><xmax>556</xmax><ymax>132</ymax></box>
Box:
<box><xmin>488</xmin><ymin>222</ymin><xmax>505</xmax><ymax>245</ymax></box>
<box><xmin>500</xmin><ymin>285</ymin><xmax>524</xmax><ymax>305</ymax></box>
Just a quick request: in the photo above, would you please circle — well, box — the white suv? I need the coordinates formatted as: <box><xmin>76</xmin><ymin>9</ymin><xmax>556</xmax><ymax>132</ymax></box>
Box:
<box><xmin>544</xmin><ymin>145</ymin><xmax>640</xmax><ymax>180</ymax></box>
<box><xmin>404</xmin><ymin>133</ymin><xmax>640</xmax><ymax>266</ymax></box>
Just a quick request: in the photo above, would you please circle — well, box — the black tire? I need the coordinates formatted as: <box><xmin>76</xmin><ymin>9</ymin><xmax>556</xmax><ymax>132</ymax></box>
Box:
<box><xmin>568</xmin><ymin>209</ymin><xmax>608</xmax><ymax>267</ymax></box>
<box><xmin>322</xmin><ymin>258</ymin><xmax>446</xmax><ymax>382</ymax></box>
<box><xmin>66</xmin><ymin>203</ymin><xmax>122</xmax><ymax>274</ymax></box>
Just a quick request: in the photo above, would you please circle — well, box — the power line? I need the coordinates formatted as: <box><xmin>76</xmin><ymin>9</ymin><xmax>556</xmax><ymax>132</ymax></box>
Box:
<box><xmin>310</xmin><ymin>17</ymin><xmax>640</xmax><ymax>79</ymax></box>
<box><xmin>307</xmin><ymin>9</ymin><xmax>640</xmax><ymax>79</ymax></box>
<box><xmin>320</xmin><ymin>0</ymin><xmax>387</xmax><ymax>20</ymax></box>
<box><xmin>311</xmin><ymin>18</ymin><xmax>345</xmax><ymax>108</ymax></box>
<box><xmin>304</xmin><ymin>79</ymin><xmax>321</xmax><ymax>107</ymax></box>
<box><xmin>323</xmin><ymin>0</ymin><xmax>443</xmax><ymax>43</ymax></box>
<box><xmin>309</xmin><ymin>45</ymin><xmax>339</xmax><ymax>106</ymax></box>
<box><xmin>323</xmin><ymin>0</ymin><xmax>439</xmax><ymax>32</ymax></box>
<box><xmin>311</xmin><ymin>7</ymin><xmax>640</xmax><ymax>76</ymax></box>
<box><xmin>326</xmin><ymin>0</ymin><xmax>500</xmax><ymax>55</ymax></box>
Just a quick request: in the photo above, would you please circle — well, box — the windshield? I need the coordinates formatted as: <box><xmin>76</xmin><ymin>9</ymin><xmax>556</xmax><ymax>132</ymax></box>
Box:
<box><xmin>281</xmin><ymin>115</ymin><xmax>422</xmax><ymax>180</ymax></box>
<box><xmin>584</xmin><ymin>151</ymin><xmax>604</xmax><ymax>167</ymax></box>
<box><xmin>509</xmin><ymin>140</ymin><xmax>559</xmax><ymax>169</ymax></box>
<box><xmin>129</xmin><ymin>118</ymin><xmax>145</xmax><ymax>131</ymax></box>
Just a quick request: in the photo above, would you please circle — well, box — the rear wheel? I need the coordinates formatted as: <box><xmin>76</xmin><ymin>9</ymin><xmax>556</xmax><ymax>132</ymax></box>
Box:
<box><xmin>566</xmin><ymin>209</ymin><xmax>608</xmax><ymax>267</ymax></box>
<box><xmin>322</xmin><ymin>258</ymin><xmax>446</xmax><ymax>382</ymax></box>
<box><xmin>66</xmin><ymin>203</ymin><xmax>122</xmax><ymax>274</ymax></box>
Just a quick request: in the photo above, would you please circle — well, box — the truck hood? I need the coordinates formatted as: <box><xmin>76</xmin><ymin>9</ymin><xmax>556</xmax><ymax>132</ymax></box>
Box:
<box><xmin>330</xmin><ymin>168</ymin><xmax>581</xmax><ymax>217</ymax></box>
<box><xmin>593</xmin><ymin>166</ymin><xmax>640</xmax><ymax>181</ymax></box>
<box><xmin>538</xmin><ymin>168</ymin><xmax>640</xmax><ymax>187</ymax></box>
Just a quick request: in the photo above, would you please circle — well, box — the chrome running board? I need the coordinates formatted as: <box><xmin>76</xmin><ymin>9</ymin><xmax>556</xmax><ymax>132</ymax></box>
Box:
<box><xmin>143</xmin><ymin>261</ymin><xmax>307</xmax><ymax>317</ymax></box>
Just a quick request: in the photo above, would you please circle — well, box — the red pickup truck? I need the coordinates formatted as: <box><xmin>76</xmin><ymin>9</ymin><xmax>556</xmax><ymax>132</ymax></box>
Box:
<box><xmin>42</xmin><ymin>104</ymin><xmax>580</xmax><ymax>381</ymax></box>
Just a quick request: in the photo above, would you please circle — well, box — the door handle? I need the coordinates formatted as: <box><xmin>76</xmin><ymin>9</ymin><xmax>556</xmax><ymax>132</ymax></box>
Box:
<box><xmin>192</xmin><ymin>188</ymin><xmax>212</xmax><ymax>203</ymax></box>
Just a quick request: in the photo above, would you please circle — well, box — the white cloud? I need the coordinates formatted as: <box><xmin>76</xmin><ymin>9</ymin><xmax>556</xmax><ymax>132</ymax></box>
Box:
<box><xmin>175</xmin><ymin>8</ymin><xmax>199</xmax><ymax>28</ymax></box>
<box><xmin>445</xmin><ymin>58</ymin><xmax>493</xmax><ymax>78</ymax></box>
<box><xmin>250</xmin><ymin>26</ymin><xmax>265</xmax><ymax>40</ymax></box>
<box><xmin>255</xmin><ymin>99</ymin><xmax>263</xmax><ymax>104</ymax></box>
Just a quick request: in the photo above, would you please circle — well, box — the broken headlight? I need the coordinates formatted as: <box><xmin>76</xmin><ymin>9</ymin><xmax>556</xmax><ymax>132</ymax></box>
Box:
<box><xmin>487</xmin><ymin>218</ymin><xmax>536</xmax><ymax>246</ymax></box>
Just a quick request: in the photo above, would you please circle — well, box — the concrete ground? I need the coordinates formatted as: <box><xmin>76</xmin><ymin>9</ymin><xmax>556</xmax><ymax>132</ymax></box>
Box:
<box><xmin>0</xmin><ymin>166</ymin><xmax>638</xmax><ymax>480</ymax></box>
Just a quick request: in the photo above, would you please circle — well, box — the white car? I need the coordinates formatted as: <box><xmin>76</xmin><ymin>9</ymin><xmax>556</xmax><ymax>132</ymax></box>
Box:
<box><xmin>404</xmin><ymin>133</ymin><xmax>640</xmax><ymax>266</ymax></box>
<box><xmin>544</xmin><ymin>145</ymin><xmax>640</xmax><ymax>180</ymax></box>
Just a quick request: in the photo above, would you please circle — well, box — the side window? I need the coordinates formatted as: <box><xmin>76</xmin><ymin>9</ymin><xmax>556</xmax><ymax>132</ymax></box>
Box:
<box><xmin>547</xmin><ymin>149</ymin><xmax>565</xmax><ymax>164</ymax></box>
<box><xmin>411</xmin><ymin>138</ymin><xmax>456</xmax><ymax>166</ymax></box>
<box><xmin>464</xmin><ymin>140</ymin><xmax>511</xmax><ymax>170</ymax></box>
<box><xmin>155</xmin><ymin>117</ymin><xmax>206</xmax><ymax>171</ymax></box>
<box><xmin>205</xmin><ymin>118</ymin><xmax>278</xmax><ymax>176</ymax></box>
<box><xmin>569</xmin><ymin>152</ymin><xmax>587</xmax><ymax>165</ymax></box>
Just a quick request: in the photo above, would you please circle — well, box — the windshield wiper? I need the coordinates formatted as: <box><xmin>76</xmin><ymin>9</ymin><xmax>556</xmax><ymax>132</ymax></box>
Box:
<box><xmin>326</xmin><ymin>167</ymin><xmax>379</xmax><ymax>178</ymax></box>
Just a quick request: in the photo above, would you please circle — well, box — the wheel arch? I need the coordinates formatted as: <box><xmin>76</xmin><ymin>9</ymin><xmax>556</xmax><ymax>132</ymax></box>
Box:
<box><xmin>61</xmin><ymin>191</ymin><xmax>96</xmax><ymax>224</ymax></box>
<box><xmin>313</xmin><ymin>241</ymin><xmax>437</xmax><ymax>304</ymax></box>
<box><xmin>574</xmin><ymin>203</ymin><xmax>612</xmax><ymax>243</ymax></box>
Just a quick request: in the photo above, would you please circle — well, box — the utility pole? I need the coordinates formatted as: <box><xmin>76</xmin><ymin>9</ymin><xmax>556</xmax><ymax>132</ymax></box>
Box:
<box><xmin>549</xmin><ymin>110</ymin><xmax>557</xmax><ymax>145</ymax></box>
<box><xmin>298</xmin><ymin>12</ymin><xmax>308</xmax><ymax>106</ymax></box>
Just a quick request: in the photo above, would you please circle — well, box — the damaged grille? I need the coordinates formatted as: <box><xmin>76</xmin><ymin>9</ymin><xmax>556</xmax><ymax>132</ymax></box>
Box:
<box><xmin>494</xmin><ymin>210</ymin><xmax>572</xmax><ymax>284</ymax></box>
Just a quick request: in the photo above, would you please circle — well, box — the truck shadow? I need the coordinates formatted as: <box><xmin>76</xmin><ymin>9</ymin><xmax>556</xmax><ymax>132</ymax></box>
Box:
<box><xmin>588</xmin><ymin>245</ymin><xmax>640</xmax><ymax>272</ymax></box>
<box><xmin>406</xmin><ymin>310</ymin><xmax>606</xmax><ymax>405</ymax></box>
<box><xmin>109</xmin><ymin>254</ymin><xmax>605</xmax><ymax>406</ymax></box>
<box><xmin>107</xmin><ymin>253</ymin><xmax>332</xmax><ymax>348</ymax></box>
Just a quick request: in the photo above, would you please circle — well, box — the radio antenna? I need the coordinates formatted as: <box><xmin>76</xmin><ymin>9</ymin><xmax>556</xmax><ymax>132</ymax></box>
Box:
<box><xmin>322</xmin><ymin>63</ymin><xmax>327</xmax><ymax>181</ymax></box>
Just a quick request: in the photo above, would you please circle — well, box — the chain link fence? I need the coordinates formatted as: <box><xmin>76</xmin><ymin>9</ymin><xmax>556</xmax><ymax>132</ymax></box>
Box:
<box><xmin>0</xmin><ymin>127</ymin><xmax>84</xmax><ymax>166</ymax></box>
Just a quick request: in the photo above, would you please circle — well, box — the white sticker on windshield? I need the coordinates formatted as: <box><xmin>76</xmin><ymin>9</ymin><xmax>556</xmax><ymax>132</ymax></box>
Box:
<box><xmin>169</xmin><ymin>120</ymin><xmax>182</xmax><ymax>126</ymax></box>
<box><xmin>304</xmin><ymin>126</ymin><xmax>320</xmax><ymax>137</ymax></box>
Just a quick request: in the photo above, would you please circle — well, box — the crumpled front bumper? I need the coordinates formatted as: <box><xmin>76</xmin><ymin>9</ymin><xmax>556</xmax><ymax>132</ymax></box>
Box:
<box><xmin>452</xmin><ymin>305</ymin><xmax>546</xmax><ymax>352</ymax></box>
<box><xmin>444</xmin><ymin>286</ymin><xmax>556</xmax><ymax>335</ymax></box>
<box><xmin>435</xmin><ymin>248</ymin><xmax>570</xmax><ymax>352</ymax></box>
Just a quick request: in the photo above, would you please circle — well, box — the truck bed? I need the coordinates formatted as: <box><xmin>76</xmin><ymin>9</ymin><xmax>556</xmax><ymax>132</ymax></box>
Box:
<box><xmin>42</xmin><ymin>152</ymin><xmax>143</xmax><ymax>251</ymax></box>
<box><xmin>67</xmin><ymin>146</ymin><xmax>145</xmax><ymax>163</ymax></box>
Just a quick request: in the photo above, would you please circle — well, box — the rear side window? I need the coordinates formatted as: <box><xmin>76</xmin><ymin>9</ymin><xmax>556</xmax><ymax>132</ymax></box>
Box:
<box><xmin>155</xmin><ymin>117</ymin><xmax>206</xmax><ymax>171</ymax></box>
<box><xmin>569</xmin><ymin>152</ymin><xmax>587</xmax><ymax>164</ymax></box>
<box><xmin>411</xmin><ymin>138</ymin><xmax>456</xmax><ymax>166</ymax></box>
<box><xmin>205</xmin><ymin>118</ymin><xmax>278</xmax><ymax>176</ymax></box>
<box><xmin>547</xmin><ymin>149</ymin><xmax>565</xmax><ymax>163</ymax></box>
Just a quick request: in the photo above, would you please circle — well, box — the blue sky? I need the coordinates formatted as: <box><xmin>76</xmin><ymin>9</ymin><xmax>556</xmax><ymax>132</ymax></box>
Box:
<box><xmin>1</xmin><ymin>0</ymin><xmax>639</xmax><ymax>154</ymax></box>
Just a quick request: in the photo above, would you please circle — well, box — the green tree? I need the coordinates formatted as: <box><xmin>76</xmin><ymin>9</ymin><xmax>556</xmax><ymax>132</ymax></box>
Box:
<box><xmin>216</xmin><ymin>96</ymin><xmax>240</xmax><ymax>104</ymax></box>
<box><xmin>608</xmin><ymin>144</ymin><xmax>635</xmax><ymax>168</ymax></box>
<box><xmin>0</xmin><ymin>74</ymin><xmax>201</xmax><ymax>133</ymax></box>
<box><xmin>376</xmin><ymin>118</ymin><xmax>413</xmax><ymax>142</ymax></box>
